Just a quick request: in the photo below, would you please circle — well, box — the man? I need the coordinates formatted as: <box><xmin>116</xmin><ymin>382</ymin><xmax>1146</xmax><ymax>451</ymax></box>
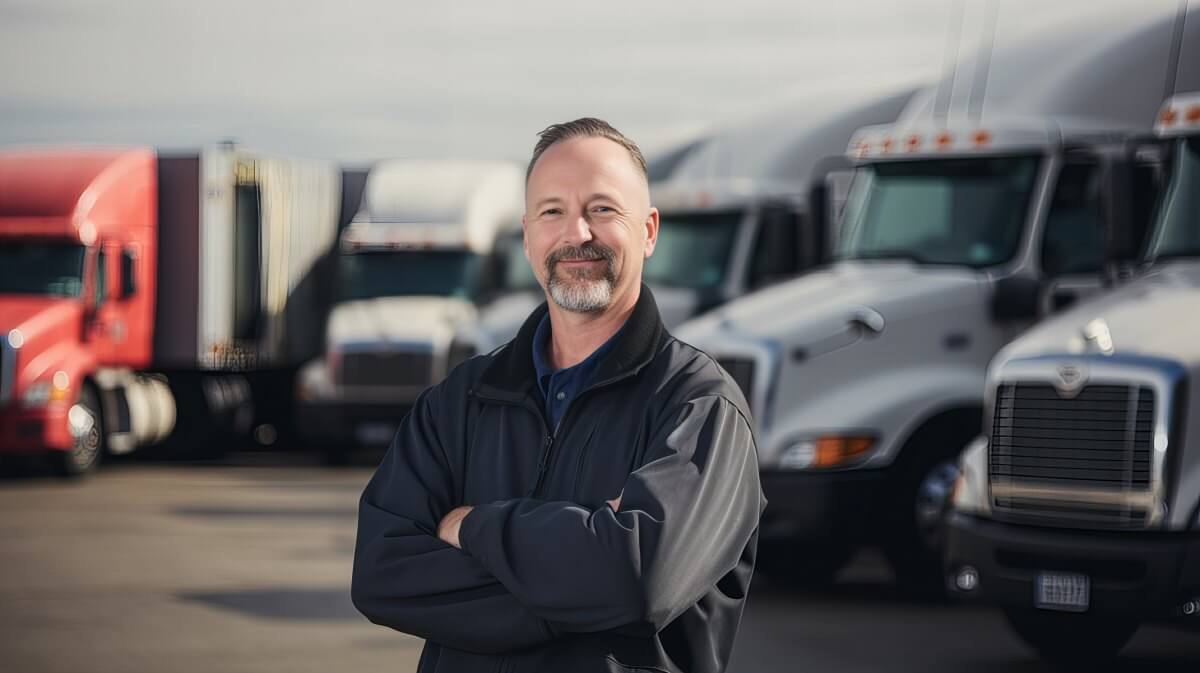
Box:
<box><xmin>352</xmin><ymin>118</ymin><xmax>764</xmax><ymax>673</ymax></box>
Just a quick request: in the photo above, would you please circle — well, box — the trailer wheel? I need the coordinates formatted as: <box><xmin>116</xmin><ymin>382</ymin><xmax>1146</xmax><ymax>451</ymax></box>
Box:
<box><xmin>50</xmin><ymin>385</ymin><xmax>104</xmax><ymax>477</ymax></box>
<box><xmin>1004</xmin><ymin>608</ymin><xmax>1138</xmax><ymax>669</ymax></box>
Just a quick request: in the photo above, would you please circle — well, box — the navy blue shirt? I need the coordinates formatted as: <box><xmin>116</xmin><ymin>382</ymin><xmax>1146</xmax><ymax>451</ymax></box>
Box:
<box><xmin>531</xmin><ymin>313</ymin><xmax>625</xmax><ymax>429</ymax></box>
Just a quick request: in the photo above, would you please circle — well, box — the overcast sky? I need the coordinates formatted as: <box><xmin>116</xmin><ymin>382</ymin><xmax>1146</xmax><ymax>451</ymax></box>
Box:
<box><xmin>0</xmin><ymin>0</ymin><xmax>1175</xmax><ymax>163</ymax></box>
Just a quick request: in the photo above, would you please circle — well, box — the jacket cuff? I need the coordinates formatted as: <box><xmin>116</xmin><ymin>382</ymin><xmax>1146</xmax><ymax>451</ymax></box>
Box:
<box><xmin>458</xmin><ymin>502</ymin><xmax>499</xmax><ymax>557</ymax></box>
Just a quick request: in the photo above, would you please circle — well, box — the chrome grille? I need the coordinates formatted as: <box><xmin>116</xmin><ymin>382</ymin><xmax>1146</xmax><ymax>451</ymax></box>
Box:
<box><xmin>717</xmin><ymin>357</ymin><xmax>755</xmax><ymax>412</ymax></box>
<box><xmin>341</xmin><ymin>351</ymin><xmax>434</xmax><ymax>388</ymax></box>
<box><xmin>990</xmin><ymin>382</ymin><xmax>1155</xmax><ymax>528</ymax></box>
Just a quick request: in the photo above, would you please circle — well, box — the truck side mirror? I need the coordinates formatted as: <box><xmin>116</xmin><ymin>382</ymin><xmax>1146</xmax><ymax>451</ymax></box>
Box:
<box><xmin>1101</xmin><ymin>144</ymin><xmax>1163</xmax><ymax>266</ymax></box>
<box><xmin>991</xmin><ymin>275</ymin><xmax>1041</xmax><ymax>322</ymax></box>
<box><xmin>1100</xmin><ymin>159</ymin><xmax>1137</xmax><ymax>263</ymax></box>
<box><xmin>120</xmin><ymin>250</ymin><xmax>137</xmax><ymax>299</ymax></box>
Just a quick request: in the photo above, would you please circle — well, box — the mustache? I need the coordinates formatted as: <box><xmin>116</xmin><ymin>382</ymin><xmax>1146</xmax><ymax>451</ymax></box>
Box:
<box><xmin>545</xmin><ymin>242</ymin><xmax>616</xmax><ymax>269</ymax></box>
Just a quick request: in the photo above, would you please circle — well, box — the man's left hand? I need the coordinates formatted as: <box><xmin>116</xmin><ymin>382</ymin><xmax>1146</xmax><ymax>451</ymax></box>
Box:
<box><xmin>437</xmin><ymin>506</ymin><xmax>474</xmax><ymax>549</ymax></box>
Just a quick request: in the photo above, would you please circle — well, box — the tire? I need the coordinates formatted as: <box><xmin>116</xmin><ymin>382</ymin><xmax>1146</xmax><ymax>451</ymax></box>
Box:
<box><xmin>880</xmin><ymin>411</ymin><xmax>980</xmax><ymax>596</ymax></box>
<box><xmin>1004</xmin><ymin>608</ymin><xmax>1139</xmax><ymax>669</ymax></box>
<box><xmin>49</xmin><ymin>385</ymin><xmax>104</xmax><ymax>477</ymax></box>
<box><xmin>756</xmin><ymin>539</ymin><xmax>856</xmax><ymax>589</ymax></box>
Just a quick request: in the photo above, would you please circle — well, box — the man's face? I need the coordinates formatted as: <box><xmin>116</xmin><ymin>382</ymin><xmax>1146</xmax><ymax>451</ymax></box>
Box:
<box><xmin>523</xmin><ymin>136</ymin><xmax>658</xmax><ymax>314</ymax></box>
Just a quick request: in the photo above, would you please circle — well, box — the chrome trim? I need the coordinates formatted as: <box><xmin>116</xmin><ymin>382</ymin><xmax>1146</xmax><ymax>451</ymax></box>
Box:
<box><xmin>989</xmin><ymin>354</ymin><xmax>1186</xmax><ymax>529</ymax></box>
<box><xmin>991</xmin><ymin>482</ymin><xmax>1158</xmax><ymax>509</ymax></box>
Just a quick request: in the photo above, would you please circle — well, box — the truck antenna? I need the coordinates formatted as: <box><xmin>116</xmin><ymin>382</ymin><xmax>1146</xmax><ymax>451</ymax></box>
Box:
<box><xmin>1164</xmin><ymin>0</ymin><xmax>1190</xmax><ymax>99</ymax></box>
<box><xmin>967</xmin><ymin>0</ymin><xmax>999</xmax><ymax>122</ymax></box>
<box><xmin>933</xmin><ymin>0</ymin><xmax>965</xmax><ymax>120</ymax></box>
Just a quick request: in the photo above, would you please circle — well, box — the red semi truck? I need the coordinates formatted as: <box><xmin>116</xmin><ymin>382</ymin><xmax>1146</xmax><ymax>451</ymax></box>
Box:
<box><xmin>0</xmin><ymin>145</ymin><xmax>341</xmax><ymax>475</ymax></box>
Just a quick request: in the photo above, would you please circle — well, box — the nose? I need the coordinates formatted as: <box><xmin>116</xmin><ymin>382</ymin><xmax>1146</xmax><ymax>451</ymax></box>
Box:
<box><xmin>561</xmin><ymin>211</ymin><xmax>594</xmax><ymax>247</ymax></box>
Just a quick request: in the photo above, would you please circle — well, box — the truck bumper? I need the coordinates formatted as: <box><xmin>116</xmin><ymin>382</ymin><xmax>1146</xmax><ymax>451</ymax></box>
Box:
<box><xmin>945</xmin><ymin>511</ymin><xmax>1200</xmax><ymax>618</ymax></box>
<box><xmin>295</xmin><ymin>399</ymin><xmax>412</xmax><ymax>447</ymax></box>
<box><xmin>758</xmin><ymin>468</ymin><xmax>885</xmax><ymax>544</ymax></box>
<box><xmin>0</xmin><ymin>404</ymin><xmax>73</xmax><ymax>453</ymax></box>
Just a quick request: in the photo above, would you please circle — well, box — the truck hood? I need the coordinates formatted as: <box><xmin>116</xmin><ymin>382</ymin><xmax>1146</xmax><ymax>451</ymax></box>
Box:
<box><xmin>0</xmin><ymin>295</ymin><xmax>83</xmax><ymax>352</ymax></box>
<box><xmin>677</xmin><ymin>261</ymin><xmax>985</xmax><ymax>346</ymax></box>
<box><xmin>997</xmin><ymin>260</ymin><xmax>1200</xmax><ymax>367</ymax></box>
<box><xmin>327</xmin><ymin>296</ymin><xmax>477</xmax><ymax>350</ymax></box>
<box><xmin>648</xmin><ymin>283</ymin><xmax>699</xmax><ymax>328</ymax></box>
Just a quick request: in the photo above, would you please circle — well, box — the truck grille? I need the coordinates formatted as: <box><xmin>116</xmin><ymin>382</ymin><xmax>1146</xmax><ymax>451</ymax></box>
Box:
<box><xmin>717</xmin><ymin>357</ymin><xmax>755</xmax><ymax>413</ymax></box>
<box><xmin>341</xmin><ymin>351</ymin><xmax>434</xmax><ymax>388</ymax></box>
<box><xmin>989</xmin><ymin>382</ymin><xmax>1156</xmax><ymax>528</ymax></box>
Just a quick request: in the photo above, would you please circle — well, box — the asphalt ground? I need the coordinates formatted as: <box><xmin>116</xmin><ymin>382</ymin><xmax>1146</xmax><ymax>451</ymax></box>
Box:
<box><xmin>1</xmin><ymin>454</ymin><xmax>1198</xmax><ymax>673</ymax></box>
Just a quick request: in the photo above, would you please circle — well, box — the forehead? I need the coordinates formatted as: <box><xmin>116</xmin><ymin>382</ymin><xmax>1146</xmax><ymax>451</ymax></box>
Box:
<box><xmin>526</xmin><ymin>136</ymin><xmax>646</xmax><ymax>201</ymax></box>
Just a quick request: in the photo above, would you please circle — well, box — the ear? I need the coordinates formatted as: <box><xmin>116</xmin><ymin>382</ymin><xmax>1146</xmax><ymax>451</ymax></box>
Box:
<box><xmin>522</xmin><ymin>213</ymin><xmax>532</xmax><ymax>264</ymax></box>
<box><xmin>643</xmin><ymin>207</ymin><xmax>660</xmax><ymax>258</ymax></box>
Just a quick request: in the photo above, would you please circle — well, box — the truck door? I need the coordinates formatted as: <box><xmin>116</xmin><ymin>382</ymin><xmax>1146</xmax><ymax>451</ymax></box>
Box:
<box><xmin>84</xmin><ymin>244</ymin><xmax>123</xmax><ymax>362</ymax></box>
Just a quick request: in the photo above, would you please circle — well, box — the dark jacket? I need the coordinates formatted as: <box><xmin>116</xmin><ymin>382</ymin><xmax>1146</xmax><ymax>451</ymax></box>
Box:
<box><xmin>352</xmin><ymin>286</ymin><xmax>765</xmax><ymax>673</ymax></box>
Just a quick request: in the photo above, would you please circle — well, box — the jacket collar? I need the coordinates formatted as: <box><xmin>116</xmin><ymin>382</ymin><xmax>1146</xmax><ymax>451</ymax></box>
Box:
<box><xmin>476</xmin><ymin>282</ymin><xmax>665</xmax><ymax>399</ymax></box>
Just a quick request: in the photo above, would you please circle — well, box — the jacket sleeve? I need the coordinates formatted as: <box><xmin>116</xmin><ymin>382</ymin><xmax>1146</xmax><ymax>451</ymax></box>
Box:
<box><xmin>457</xmin><ymin>394</ymin><xmax>763</xmax><ymax>633</ymax></box>
<box><xmin>351</xmin><ymin>385</ymin><xmax>558</xmax><ymax>654</ymax></box>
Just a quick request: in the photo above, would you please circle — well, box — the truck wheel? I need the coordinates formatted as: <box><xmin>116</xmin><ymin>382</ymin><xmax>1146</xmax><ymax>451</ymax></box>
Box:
<box><xmin>50</xmin><ymin>385</ymin><xmax>104</xmax><ymax>477</ymax></box>
<box><xmin>1004</xmin><ymin>608</ymin><xmax>1139</xmax><ymax>668</ymax></box>
<box><xmin>756</xmin><ymin>539</ymin><xmax>855</xmax><ymax>589</ymax></box>
<box><xmin>880</xmin><ymin>413</ymin><xmax>979</xmax><ymax>596</ymax></box>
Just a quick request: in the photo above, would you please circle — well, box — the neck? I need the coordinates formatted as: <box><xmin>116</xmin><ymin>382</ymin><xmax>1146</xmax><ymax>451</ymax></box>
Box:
<box><xmin>546</xmin><ymin>282</ymin><xmax>640</xmax><ymax>370</ymax></box>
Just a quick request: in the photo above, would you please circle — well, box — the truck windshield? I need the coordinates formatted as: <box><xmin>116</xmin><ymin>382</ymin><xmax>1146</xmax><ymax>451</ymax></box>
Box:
<box><xmin>0</xmin><ymin>242</ymin><xmax>85</xmax><ymax>297</ymax></box>
<box><xmin>837</xmin><ymin>156</ymin><xmax>1040</xmax><ymax>267</ymax></box>
<box><xmin>339</xmin><ymin>250</ymin><xmax>480</xmax><ymax>301</ymax></box>
<box><xmin>643</xmin><ymin>211</ymin><xmax>742</xmax><ymax>290</ymax></box>
<box><xmin>1147</xmin><ymin>137</ymin><xmax>1200</xmax><ymax>261</ymax></box>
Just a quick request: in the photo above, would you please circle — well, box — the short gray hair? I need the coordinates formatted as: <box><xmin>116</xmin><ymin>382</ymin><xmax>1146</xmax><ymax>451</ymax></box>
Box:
<box><xmin>526</xmin><ymin>117</ymin><xmax>647</xmax><ymax>182</ymax></box>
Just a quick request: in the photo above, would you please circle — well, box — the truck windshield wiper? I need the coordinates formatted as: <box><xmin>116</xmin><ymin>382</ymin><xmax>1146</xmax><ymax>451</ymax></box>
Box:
<box><xmin>1147</xmin><ymin>250</ymin><xmax>1200</xmax><ymax>265</ymax></box>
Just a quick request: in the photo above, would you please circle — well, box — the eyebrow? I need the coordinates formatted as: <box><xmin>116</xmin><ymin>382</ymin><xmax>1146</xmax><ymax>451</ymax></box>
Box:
<box><xmin>533</xmin><ymin>197</ymin><xmax>564</xmax><ymax>211</ymax></box>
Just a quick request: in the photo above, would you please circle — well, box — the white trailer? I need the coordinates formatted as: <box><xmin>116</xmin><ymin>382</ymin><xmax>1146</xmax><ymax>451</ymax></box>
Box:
<box><xmin>294</xmin><ymin>159</ymin><xmax>523</xmax><ymax>461</ymax></box>
<box><xmin>677</xmin><ymin>8</ymin><xmax>1193</xmax><ymax>589</ymax></box>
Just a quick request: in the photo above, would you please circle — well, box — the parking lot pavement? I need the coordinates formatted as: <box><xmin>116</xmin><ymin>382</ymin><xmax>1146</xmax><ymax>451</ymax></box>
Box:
<box><xmin>0</xmin><ymin>459</ymin><xmax>1197</xmax><ymax>673</ymax></box>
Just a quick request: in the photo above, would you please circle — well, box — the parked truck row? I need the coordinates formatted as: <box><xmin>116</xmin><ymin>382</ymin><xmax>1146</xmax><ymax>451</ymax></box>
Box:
<box><xmin>2</xmin><ymin>4</ymin><xmax>1199</xmax><ymax>668</ymax></box>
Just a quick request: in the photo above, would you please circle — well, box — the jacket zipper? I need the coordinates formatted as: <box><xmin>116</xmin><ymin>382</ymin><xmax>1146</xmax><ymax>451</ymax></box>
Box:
<box><xmin>472</xmin><ymin>365</ymin><xmax>643</xmax><ymax>499</ymax></box>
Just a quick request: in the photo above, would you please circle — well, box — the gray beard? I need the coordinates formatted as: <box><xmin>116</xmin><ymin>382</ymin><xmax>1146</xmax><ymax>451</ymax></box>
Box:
<box><xmin>547</xmin><ymin>273</ymin><xmax>614</xmax><ymax>313</ymax></box>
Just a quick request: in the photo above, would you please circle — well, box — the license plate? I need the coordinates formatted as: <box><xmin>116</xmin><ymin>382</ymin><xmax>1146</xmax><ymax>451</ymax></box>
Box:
<box><xmin>1035</xmin><ymin>572</ymin><xmax>1090</xmax><ymax>612</ymax></box>
<box><xmin>356</xmin><ymin>423</ymin><xmax>395</xmax><ymax>446</ymax></box>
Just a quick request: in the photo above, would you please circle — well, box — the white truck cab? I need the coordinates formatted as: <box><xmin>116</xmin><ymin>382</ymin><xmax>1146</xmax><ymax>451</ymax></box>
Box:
<box><xmin>646</xmin><ymin>89</ymin><xmax>916</xmax><ymax>322</ymax></box>
<box><xmin>295</xmin><ymin>160</ymin><xmax>523</xmax><ymax>461</ymax></box>
<box><xmin>945</xmin><ymin>87</ymin><xmax>1200</xmax><ymax>665</ymax></box>
<box><xmin>676</xmin><ymin>10</ymin><xmax>1186</xmax><ymax>589</ymax></box>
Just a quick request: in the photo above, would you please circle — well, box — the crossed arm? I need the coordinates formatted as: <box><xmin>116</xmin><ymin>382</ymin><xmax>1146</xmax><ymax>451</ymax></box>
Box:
<box><xmin>351</xmin><ymin>387</ymin><xmax>761</xmax><ymax>653</ymax></box>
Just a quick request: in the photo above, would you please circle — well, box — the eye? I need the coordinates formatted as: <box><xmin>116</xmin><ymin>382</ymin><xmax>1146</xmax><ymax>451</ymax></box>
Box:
<box><xmin>540</xmin><ymin>208</ymin><xmax>562</xmax><ymax>217</ymax></box>
<box><xmin>592</xmin><ymin>205</ymin><xmax>615</xmax><ymax>214</ymax></box>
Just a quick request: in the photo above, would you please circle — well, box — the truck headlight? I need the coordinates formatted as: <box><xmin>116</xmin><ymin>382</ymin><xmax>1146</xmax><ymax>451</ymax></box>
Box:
<box><xmin>778</xmin><ymin>434</ymin><xmax>876</xmax><ymax>470</ymax></box>
<box><xmin>22</xmin><ymin>371</ymin><xmax>71</xmax><ymax>408</ymax></box>
<box><xmin>951</xmin><ymin>435</ymin><xmax>991</xmax><ymax>515</ymax></box>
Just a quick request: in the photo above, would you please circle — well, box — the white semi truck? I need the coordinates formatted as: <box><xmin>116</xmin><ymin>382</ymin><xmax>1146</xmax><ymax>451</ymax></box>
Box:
<box><xmin>676</xmin><ymin>9</ymin><xmax>1189</xmax><ymax>589</ymax></box>
<box><xmin>944</xmin><ymin>80</ymin><xmax>1200</xmax><ymax>664</ymax></box>
<box><xmin>294</xmin><ymin>160</ymin><xmax>523</xmax><ymax>462</ymax></box>
<box><xmin>645</xmin><ymin>89</ymin><xmax>917</xmax><ymax>324</ymax></box>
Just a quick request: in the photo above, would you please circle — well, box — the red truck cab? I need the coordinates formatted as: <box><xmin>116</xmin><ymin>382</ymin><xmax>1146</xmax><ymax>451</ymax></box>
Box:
<box><xmin>0</xmin><ymin>148</ymin><xmax>158</xmax><ymax>474</ymax></box>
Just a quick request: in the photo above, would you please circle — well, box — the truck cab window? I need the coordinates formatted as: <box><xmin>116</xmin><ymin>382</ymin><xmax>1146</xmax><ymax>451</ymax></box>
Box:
<box><xmin>1040</xmin><ymin>161</ymin><xmax>1103</xmax><ymax>277</ymax></box>
<box><xmin>748</xmin><ymin>207</ymin><xmax>800</xmax><ymax>290</ymax></box>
